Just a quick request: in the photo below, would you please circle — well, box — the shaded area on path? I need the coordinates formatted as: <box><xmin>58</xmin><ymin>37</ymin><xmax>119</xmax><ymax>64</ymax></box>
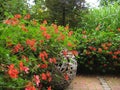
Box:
<box><xmin>66</xmin><ymin>74</ymin><xmax>120</xmax><ymax>90</ymax></box>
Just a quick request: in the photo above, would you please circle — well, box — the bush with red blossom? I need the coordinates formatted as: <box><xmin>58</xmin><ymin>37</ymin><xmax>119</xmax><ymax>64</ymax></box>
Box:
<box><xmin>0</xmin><ymin>14</ymin><xmax>78</xmax><ymax>90</ymax></box>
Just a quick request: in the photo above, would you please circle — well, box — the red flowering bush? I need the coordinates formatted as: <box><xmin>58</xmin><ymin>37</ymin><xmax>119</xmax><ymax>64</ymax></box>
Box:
<box><xmin>76</xmin><ymin>28</ymin><xmax>120</xmax><ymax>73</ymax></box>
<box><xmin>0</xmin><ymin>14</ymin><xmax>78</xmax><ymax>90</ymax></box>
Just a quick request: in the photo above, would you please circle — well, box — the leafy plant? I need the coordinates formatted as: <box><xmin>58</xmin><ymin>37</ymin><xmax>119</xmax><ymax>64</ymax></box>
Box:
<box><xmin>0</xmin><ymin>14</ymin><xmax>78</xmax><ymax>90</ymax></box>
<box><xmin>76</xmin><ymin>27</ymin><xmax>120</xmax><ymax>73</ymax></box>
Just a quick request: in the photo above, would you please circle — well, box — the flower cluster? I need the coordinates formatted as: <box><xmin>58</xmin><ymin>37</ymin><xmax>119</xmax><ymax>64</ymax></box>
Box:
<box><xmin>0</xmin><ymin>14</ymin><xmax>78</xmax><ymax>90</ymax></box>
<box><xmin>76</xmin><ymin>28</ymin><xmax>120</xmax><ymax>73</ymax></box>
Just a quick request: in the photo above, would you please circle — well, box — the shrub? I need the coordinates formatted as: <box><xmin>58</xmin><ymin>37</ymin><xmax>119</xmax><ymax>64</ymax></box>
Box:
<box><xmin>0</xmin><ymin>14</ymin><xmax>78</xmax><ymax>90</ymax></box>
<box><xmin>81</xmin><ymin>3</ymin><xmax>120</xmax><ymax>31</ymax></box>
<box><xmin>76</xmin><ymin>3</ymin><xmax>120</xmax><ymax>73</ymax></box>
<box><xmin>76</xmin><ymin>28</ymin><xmax>120</xmax><ymax>73</ymax></box>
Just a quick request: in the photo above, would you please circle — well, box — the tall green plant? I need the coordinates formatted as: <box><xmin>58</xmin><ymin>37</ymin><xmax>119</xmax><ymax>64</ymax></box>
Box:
<box><xmin>81</xmin><ymin>3</ymin><xmax>120</xmax><ymax>31</ymax></box>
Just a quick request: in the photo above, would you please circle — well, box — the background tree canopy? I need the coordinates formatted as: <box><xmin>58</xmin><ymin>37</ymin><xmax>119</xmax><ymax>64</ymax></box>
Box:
<box><xmin>1</xmin><ymin>0</ymin><xmax>120</xmax><ymax>26</ymax></box>
<box><xmin>45</xmin><ymin>0</ymin><xmax>86</xmax><ymax>27</ymax></box>
<box><xmin>0</xmin><ymin>0</ymin><xmax>29</xmax><ymax>21</ymax></box>
<box><xmin>99</xmin><ymin>0</ymin><xmax>120</xmax><ymax>6</ymax></box>
<box><xmin>0</xmin><ymin>0</ymin><xmax>87</xmax><ymax>28</ymax></box>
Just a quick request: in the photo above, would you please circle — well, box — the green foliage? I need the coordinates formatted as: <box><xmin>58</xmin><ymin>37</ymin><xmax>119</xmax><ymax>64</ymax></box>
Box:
<box><xmin>99</xmin><ymin>0</ymin><xmax>120</xmax><ymax>6</ymax></box>
<box><xmin>30</xmin><ymin>0</ymin><xmax>49</xmax><ymax>22</ymax></box>
<box><xmin>81</xmin><ymin>3</ymin><xmax>120</xmax><ymax>31</ymax></box>
<box><xmin>76</xmin><ymin>28</ymin><xmax>120</xmax><ymax>73</ymax></box>
<box><xmin>45</xmin><ymin>0</ymin><xmax>86</xmax><ymax>27</ymax></box>
<box><xmin>0</xmin><ymin>0</ymin><xmax>29</xmax><ymax>21</ymax></box>
<box><xmin>76</xmin><ymin>9</ymin><xmax>120</xmax><ymax>73</ymax></box>
<box><xmin>0</xmin><ymin>14</ymin><xmax>78</xmax><ymax>89</ymax></box>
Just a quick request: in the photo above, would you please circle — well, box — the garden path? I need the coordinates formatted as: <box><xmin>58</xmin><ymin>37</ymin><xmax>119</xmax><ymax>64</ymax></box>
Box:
<box><xmin>66</xmin><ymin>75</ymin><xmax>120</xmax><ymax>90</ymax></box>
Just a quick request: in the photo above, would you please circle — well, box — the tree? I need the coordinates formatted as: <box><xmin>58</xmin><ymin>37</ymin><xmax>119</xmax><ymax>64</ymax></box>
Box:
<box><xmin>29</xmin><ymin>0</ymin><xmax>49</xmax><ymax>22</ymax></box>
<box><xmin>45</xmin><ymin>0</ymin><xmax>86</xmax><ymax>27</ymax></box>
<box><xmin>99</xmin><ymin>0</ymin><xmax>120</xmax><ymax>6</ymax></box>
<box><xmin>0</xmin><ymin>0</ymin><xmax>29</xmax><ymax>21</ymax></box>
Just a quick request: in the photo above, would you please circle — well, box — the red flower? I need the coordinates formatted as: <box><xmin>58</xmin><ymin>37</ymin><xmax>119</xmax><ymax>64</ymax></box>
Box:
<box><xmin>98</xmin><ymin>48</ymin><xmax>102</xmax><ymax>53</ymax></box>
<box><xmin>45</xmin><ymin>34</ymin><xmax>51</xmax><ymax>40</ymax></box>
<box><xmin>48</xmin><ymin>77</ymin><xmax>52</xmax><ymax>82</ymax></box>
<box><xmin>43</xmin><ymin>20</ymin><xmax>47</xmax><ymax>24</ymax></box>
<box><xmin>21</xmin><ymin>24</ymin><xmax>28</xmax><ymax>32</ymax></box>
<box><xmin>68</xmin><ymin>31</ymin><xmax>73</xmax><ymax>36</ymax></box>
<box><xmin>33</xmin><ymin>75</ymin><xmax>40</xmax><ymax>86</ymax></box>
<box><xmin>40</xmin><ymin>40</ymin><xmax>44</xmax><ymax>44</ymax></box>
<box><xmin>46</xmin><ymin>72</ymin><xmax>52</xmax><ymax>82</ymax></box>
<box><xmin>22</xmin><ymin>55</ymin><xmax>29</xmax><ymax>62</ymax></box>
<box><xmin>39</xmin><ymin>51</ymin><xmax>48</xmax><ymax>61</ymax></box>
<box><xmin>54</xmin><ymin>28</ymin><xmax>59</xmax><ymax>33</ymax></box>
<box><xmin>42</xmin><ymin>31</ymin><xmax>51</xmax><ymax>40</ymax></box>
<box><xmin>40</xmin><ymin>26</ymin><xmax>47</xmax><ymax>31</ymax></box>
<box><xmin>26</xmin><ymin>39</ymin><xmax>36</xmax><ymax>47</ymax></box>
<box><xmin>61</xmin><ymin>34</ymin><xmax>65</xmax><ymax>40</ymax></box>
<box><xmin>89</xmin><ymin>46</ymin><xmax>96</xmax><ymax>51</ymax></box>
<box><xmin>47</xmin><ymin>86</ymin><xmax>51</xmax><ymax>90</ymax></box>
<box><xmin>82</xmin><ymin>35</ymin><xmax>87</xmax><ymax>38</ymax></box>
<box><xmin>118</xmin><ymin>28</ymin><xmax>120</xmax><ymax>32</ymax></box>
<box><xmin>40</xmin><ymin>64</ymin><xmax>48</xmax><ymax>69</ymax></box>
<box><xmin>8</xmin><ymin>64</ymin><xmax>19</xmax><ymax>78</ymax></box>
<box><xmin>31</xmin><ymin>47</ymin><xmax>36</xmax><ymax>51</ymax></box>
<box><xmin>25</xmin><ymin>86</ymin><xmax>36</xmax><ymax>90</ymax></box>
<box><xmin>103</xmin><ymin>64</ymin><xmax>107</xmax><ymax>67</ymax></box>
<box><xmin>57</xmin><ymin>33</ymin><xmax>65</xmax><ymax>41</ymax></box>
<box><xmin>108</xmin><ymin>51</ymin><xmax>112</xmax><ymax>55</ymax></box>
<box><xmin>49</xmin><ymin>58</ymin><xmax>56</xmax><ymax>64</ymax></box>
<box><xmin>65</xmin><ymin>25</ymin><xmax>69</xmax><ymax>30</ymax></box>
<box><xmin>32</xmin><ymin>20</ymin><xmax>37</xmax><ymax>25</ymax></box>
<box><xmin>19</xmin><ymin>61</ymin><xmax>29</xmax><ymax>73</ymax></box>
<box><xmin>67</xmin><ymin>42</ymin><xmax>73</xmax><ymax>47</ymax></box>
<box><xmin>43</xmin><ymin>51</ymin><xmax>48</xmax><ymax>58</ymax></box>
<box><xmin>49</xmin><ymin>58</ymin><xmax>53</xmax><ymax>63</ymax></box>
<box><xmin>26</xmin><ymin>39</ymin><xmax>36</xmax><ymax>51</ymax></box>
<box><xmin>12</xmin><ymin>43</ymin><xmax>23</xmax><ymax>53</ymax></box>
<box><xmin>114</xmin><ymin>51</ymin><xmax>119</xmax><ymax>55</ymax></box>
<box><xmin>41</xmin><ymin>73</ymin><xmax>47</xmax><ymax>80</ymax></box>
<box><xmin>86</xmin><ymin>50</ymin><xmax>91</xmax><ymax>55</ymax></box>
<box><xmin>88</xmin><ymin>46</ymin><xmax>93</xmax><ymax>50</ymax></box>
<box><xmin>19</xmin><ymin>61</ymin><xmax>24</xmax><ymax>71</ymax></box>
<box><xmin>46</xmin><ymin>71</ymin><xmax>51</xmax><ymax>77</ymax></box>
<box><xmin>52</xmin><ymin>58</ymin><xmax>56</xmax><ymax>64</ymax></box>
<box><xmin>62</xmin><ymin>50</ymin><xmax>68</xmax><ymax>56</ymax></box>
<box><xmin>14</xmin><ymin>14</ymin><xmax>21</xmax><ymax>19</ymax></box>
<box><xmin>52</xmin><ymin>24</ymin><xmax>58</xmax><ymax>29</ymax></box>
<box><xmin>93</xmin><ymin>47</ymin><xmax>96</xmax><ymax>51</ymax></box>
<box><xmin>112</xmin><ymin>55</ymin><xmax>117</xmax><ymax>59</ymax></box>
<box><xmin>72</xmin><ymin>50</ymin><xmax>78</xmax><ymax>56</ymax></box>
<box><xmin>64</xmin><ymin>73</ymin><xmax>69</xmax><ymax>80</ymax></box>
<box><xmin>24</xmin><ymin>67</ymin><xmax>29</xmax><ymax>73</ymax></box>
<box><xmin>24</xmin><ymin>14</ymin><xmax>30</xmax><ymax>19</ymax></box>
<box><xmin>39</xmin><ymin>53</ymin><xmax>45</xmax><ymax>60</ymax></box>
<box><xmin>4</xmin><ymin>19</ymin><xmax>11</xmax><ymax>25</ymax></box>
<box><xmin>4</xmin><ymin>18</ymin><xmax>19</xmax><ymax>26</ymax></box>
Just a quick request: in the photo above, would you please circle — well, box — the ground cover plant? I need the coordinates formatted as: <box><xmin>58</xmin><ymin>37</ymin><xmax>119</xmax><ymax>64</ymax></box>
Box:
<box><xmin>0</xmin><ymin>14</ymin><xmax>78</xmax><ymax>90</ymax></box>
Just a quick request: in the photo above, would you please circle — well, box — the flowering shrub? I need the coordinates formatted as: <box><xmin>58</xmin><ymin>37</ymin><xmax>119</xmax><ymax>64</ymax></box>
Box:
<box><xmin>0</xmin><ymin>14</ymin><xmax>78</xmax><ymax>90</ymax></box>
<box><xmin>76</xmin><ymin>3</ymin><xmax>120</xmax><ymax>73</ymax></box>
<box><xmin>76</xmin><ymin>28</ymin><xmax>120</xmax><ymax>73</ymax></box>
